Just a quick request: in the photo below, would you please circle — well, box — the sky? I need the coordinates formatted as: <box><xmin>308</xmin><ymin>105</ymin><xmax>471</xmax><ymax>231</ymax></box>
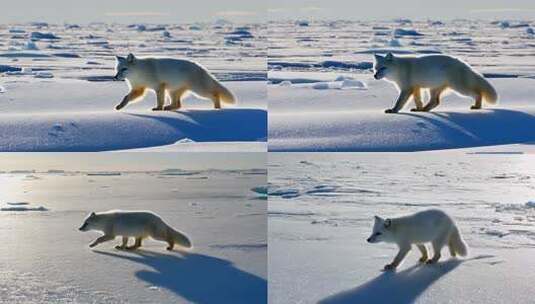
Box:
<box><xmin>3</xmin><ymin>0</ymin><xmax>535</xmax><ymax>24</ymax></box>
<box><xmin>0</xmin><ymin>153</ymin><xmax>265</xmax><ymax>171</ymax></box>
<box><xmin>268</xmin><ymin>0</ymin><xmax>535</xmax><ymax>21</ymax></box>
<box><xmin>2</xmin><ymin>0</ymin><xmax>267</xmax><ymax>24</ymax></box>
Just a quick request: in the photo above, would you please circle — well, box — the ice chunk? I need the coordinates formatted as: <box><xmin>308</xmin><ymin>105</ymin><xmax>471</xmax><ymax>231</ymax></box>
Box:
<box><xmin>30</xmin><ymin>32</ymin><xmax>60</xmax><ymax>40</ymax></box>
<box><xmin>394</xmin><ymin>28</ymin><xmax>423</xmax><ymax>36</ymax></box>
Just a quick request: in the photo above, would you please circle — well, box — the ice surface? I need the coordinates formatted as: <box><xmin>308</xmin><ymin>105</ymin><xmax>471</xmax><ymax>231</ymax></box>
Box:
<box><xmin>269</xmin><ymin>153</ymin><xmax>535</xmax><ymax>304</ymax></box>
<box><xmin>0</xmin><ymin>22</ymin><xmax>267</xmax><ymax>151</ymax></box>
<box><xmin>268</xmin><ymin>19</ymin><xmax>535</xmax><ymax>151</ymax></box>
<box><xmin>0</xmin><ymin>165</ymin><xmax>267</xmax><ymax>303</ymax></box>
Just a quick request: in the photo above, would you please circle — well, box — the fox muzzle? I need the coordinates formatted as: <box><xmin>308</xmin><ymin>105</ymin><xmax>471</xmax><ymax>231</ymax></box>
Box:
<box><xmin>373</xmin><ymin>67</ymin><xmax>387</xmax><ymax>80</ymax></box>
<box><xmin>78</xmin><ymin>223</ymin><xmax>88</xmax><ymax>231</ymax></box>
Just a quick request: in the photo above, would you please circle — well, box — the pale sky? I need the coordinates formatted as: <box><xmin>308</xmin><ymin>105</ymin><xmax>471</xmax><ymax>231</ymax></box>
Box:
<box><xmin>3</xmin><ymin>0</ymin><xmax>535</xmax><ymax>24</ymax></box>
<box><xmin>2</xmin><ymin>0</ymin><xmax>267</xmax><ymax>24</ymax></box>
<box><xmin>0</xmin><ymin>153</ymin><xmax>265</xmax><ymax>171</ymax></box>
<box><xmin>268</xmin><ymin>0</ymin><xmax>535</xmax><ymax>21</ymax></box>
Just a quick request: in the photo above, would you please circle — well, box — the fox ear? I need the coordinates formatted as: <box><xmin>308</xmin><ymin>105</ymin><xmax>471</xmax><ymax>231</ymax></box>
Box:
<box><xmin>127</xmin><ymin>53</ymin><xmax>136</xmax><ymax>63</ymax></box>
<box><xmin>116</xmin><ymin>55</ymin><xmax>125</xmax><ymax>62</ymax></box>
<box><xmin>374</xmin><ymin>215</ymin><xmax>383</xmax><ymax>222</ymax></box>
<box><xmin>385</xmin><ymin>52</ymin><xmax>394</xmax><ymax>61</ymax></box>
<box><xmin>90</xmin><ymin>212</ymin><xmax>96</xmax><ymax>217</ymax></box>
<box><xmin>384</xmin><ymin>219</ymin><xmax>392</xmax><ymax>228</ymax></box>
<box><xmin>374</xmin><ymin>54</ymin><xmax>384</xmax><ymax>62</ymax></box>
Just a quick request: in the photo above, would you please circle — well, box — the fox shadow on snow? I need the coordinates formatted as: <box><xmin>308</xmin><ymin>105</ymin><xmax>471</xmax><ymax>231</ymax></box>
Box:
<box><xmin>94</xmin><ymin>250</ymin><xmax>267</xmax><ymax>304</ymax></box>
<box><xmin>401</xmin><ymin>108</ymin><xmax>535</xmax><ymax>147</ymax></box>
<box><xmin>127</xmin><ymin>108</ymin><xmax>267</xmax><ymax>142</ymax></box>
<box><xmin>319</xmin><ymin>255</ymin><xmax>495</xmax><ymax>304</ymax></box>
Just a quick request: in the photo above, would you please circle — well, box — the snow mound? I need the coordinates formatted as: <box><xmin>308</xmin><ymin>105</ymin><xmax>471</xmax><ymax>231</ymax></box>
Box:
<box><xmin>0</xmin><ymin>109</ymin><xmax>266</xmax><ymax>151</ymax></box>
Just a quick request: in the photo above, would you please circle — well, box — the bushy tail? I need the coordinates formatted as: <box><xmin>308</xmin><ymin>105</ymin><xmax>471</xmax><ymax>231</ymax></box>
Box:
<box><xmin>212</xmin><ymin>79</ymin><xmax>236</xmax><ymax>105</ymax></box>
<box><xmin>477</xmin><ymin>74</ymin><xmax>498</xmax><ymax>104</ymax></box>
<box><xmin>168</xmin><ymin>226</ymin><xmax>192</xmax><ymax>249</ymax></box>
<box><xmin>449</xmin><ymin>226</ymin><xmax>468</xmax><ymax>257</ymax></box>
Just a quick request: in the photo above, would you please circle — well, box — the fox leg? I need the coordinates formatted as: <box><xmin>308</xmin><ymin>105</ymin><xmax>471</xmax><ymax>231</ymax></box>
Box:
<box><xmin>448</xmin><ymin>237</ymin><xmax>457</xmax><ymax>257</ymax></box>
<box><xmin>115</xmin><ymin>87</ymin><xmax>146</xmax><ymax>110</ymax></box>
<box><xmin>384</xmin><ymin>244</ymin><xmax>410</xmax><ymax>270</ymax></box>
<box><xmin>165</xmin><ymin>234</ymin><xmax>175</xmax><ymax>251</ymax></box>
<box><xmin>164</xmin><ymin>87</ymin><xmax>187</xmax><ymax>111</ymax></box>
<box><xmin>470</xmin><ymin>93</ymin><xmax>483</xmax><ymax>110</ymax></box>
<box><xmin>127</xmin><ymin>237</ymin><xmax>143</xmax><ymax>250</ymax></box>
<box><xmin>423</xmin><ymin>87</ymin><xmax>445</xmax><ymax>112</ymax></box>
<box><xmin>386</xmin><ymin>89</ymin><xmax>411</xmax><ymax>113</ymax></box>
<box><xmin>211</xmin><ymin>93</ymin><xmax>222</xmax><ymax>109</ymax></box>
<box><xmin>115</xmin><ymin>236</ymin><xmax>129</xmax><ymax>250</ymax></box>
<box><xmin>153</xmin><ymin>84</ymin><xmax>167</xmax><ymax>111</ymax></box>
<box><xmin>410</xmin><ymin>88</ymin><xmax>425</xmax><ymax>112</ymax></box>
<box><xmin>89</xmin><ymin>234</ymin><xmax>115</xmax><ymax>248</ymax></box>
<box><xmin>166</xmin><ymin>240</ymin><xmax>174</xmax><ymax>251</ymax></box>
<box><xmin>428</xmin><ymin>235</ymin><xmax>447</xmax><ymax>264</ymax></box>
<box><xmin>417</xmin><ymin>244</ymin><xmax>428</xmax><ymax>262</ymax></box>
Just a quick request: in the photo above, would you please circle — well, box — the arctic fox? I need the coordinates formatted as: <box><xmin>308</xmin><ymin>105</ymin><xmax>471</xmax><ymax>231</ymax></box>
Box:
<box><xmin>113</xmin><ymin>53</ymin><xmax>236</xmax><ymax>111</ymax></box>
<box><xmin>79</xmin><ymin>210</ymin><xmax>192</xmax><ymax>251</ymax></box>
<box><xmin>367</xmin><ymin>209</ymin><xmax>467</xmax><ymax>271</ymax></box>
<box><xmin>373</xmin><ymin>53</ymin><xmax>497</xmax><ymax>113</ymax></box>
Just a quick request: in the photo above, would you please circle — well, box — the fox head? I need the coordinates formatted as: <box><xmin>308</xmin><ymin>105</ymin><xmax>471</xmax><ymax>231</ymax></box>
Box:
<box><xmin>79</xmin><ymin>212</ymin><xmax>101</xmax><ymax>232</ymax></box>
<box><xmin>113</xmin><ymin>53</ymin><xmax>137</xmax><ymax>81</ymax></box>
<box><xmin>367</xmin><ymin>216</ymin><xmax>394</xmax><ymax>243</ymax></box>
<box><xmin>373</xmin><ymin>52</ymin><xmax>395</xmax><ymax>80</ymax></box>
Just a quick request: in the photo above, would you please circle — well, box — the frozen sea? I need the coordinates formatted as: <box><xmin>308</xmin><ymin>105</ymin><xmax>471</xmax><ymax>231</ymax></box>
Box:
<box><xmin>0</xmin><ymin>154</ymin><xmax>267</xmax><ymax>303</ymax></box>
<box><xmin>0</xmin><ymin>22</ymin><xmax>266</xmax><ymax>151</ymax></box>
<box><xmin>268</xmin><ymin>19</ymin><xmax>535</xmax><ymax>151</ymax></box>
<box><xmin>269</xmin><ymin>152</ymin><xmax>535</xmax><ymax>303</ymax></box>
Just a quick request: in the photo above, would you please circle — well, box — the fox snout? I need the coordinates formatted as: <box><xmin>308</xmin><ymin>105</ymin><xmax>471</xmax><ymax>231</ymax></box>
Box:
<box><xmin>373</xmin><ymin>68</ymin><xmax>385</xmax><ymax>80</ymax></box>
<box><xmin>367</xmin><ymin>237</ymin><xmax>372</xmax><ymax>243</ymax></box>
<box><xmin>79</xmin><ymin>222</ymin><xmax>88</xmax><ymax>231</ymax></box>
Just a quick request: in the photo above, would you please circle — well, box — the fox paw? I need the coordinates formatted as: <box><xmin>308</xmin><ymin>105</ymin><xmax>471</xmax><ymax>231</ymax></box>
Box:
<box><xmin>163</xmin><ymin>105</ymin><xmax>179</xmax><ymax>111</ymax></box>
<box><xmin>152</xmin><ymin>107</ymin><xmax>164</xmax><ymax>111</ymax></box>
<box><xmin>383</xmin><ymin>264</ymin><xmax>396</xmax><ymax>271</ymax></box>
<box><xmin>419</xmin><ymin>257</ymin><xmax>428</xmax><ymax>263</ymax></box>
<box><xmin>384</xmin><ymin>109</ymin><xmax>398</xmax><ymax>114</ymax></box>
<box><xmin>411</xmin><ymin>108</ymin><xmax>424</xmax><ymax>112</ymax></box>
<box><xmin>426</xmin><ymin>259</ymin><xmax>438</xmax><ymax>265</ymax></box>
<box><xmin>115</xmin><ymin>245</ymin><xmax>126</xmax><ymax>250</ymax></box>
<box><xmin>166</xmin><ymin>246</ymin><xmax>173</xmax><ymax>251</ymax></box>
<box><xmin>470</xmin><ymin>106</ymin><xmax>482</xmax><ymax>110</ymax></box>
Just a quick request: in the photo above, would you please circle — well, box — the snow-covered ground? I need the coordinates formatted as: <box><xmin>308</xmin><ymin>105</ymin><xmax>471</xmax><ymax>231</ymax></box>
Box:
<box><xmin>0</xmin><ymin>22</ymin><xmax>266</xmax><ymax>151</ymax></box>
<box><xmin>269</xmin><ymin>152</ymin><xmax>535</xmax><ymax>304</ymax></box>
<box><xmin>268</xmin><ymin>20</ymin><xmax>535</xmax><ymax>151</ymax></box>
<box><xmin>0</xmin><ymin>153</ymin><xmax>267</xmax><ymax>303</ymax></box>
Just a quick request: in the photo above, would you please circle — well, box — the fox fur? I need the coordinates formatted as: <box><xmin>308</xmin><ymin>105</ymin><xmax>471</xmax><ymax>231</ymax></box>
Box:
<box><xmin>367</xmin><ymin>209</ymin><xmax>468</xmax><ymax>271</ymax></box>
<box><xmin>113</xmin><ymin>53</ymin><xmax>236</xmax><ymax>111</ymax></box>
<box><xmin>373</xmin><ymin>53</ymin><xmax>498</xmax><ymax>113</ymax></box>
<box><xmin>79</xmin><ymin>210</ymin><xmax>192</xmax><ymax>251</ymax></box>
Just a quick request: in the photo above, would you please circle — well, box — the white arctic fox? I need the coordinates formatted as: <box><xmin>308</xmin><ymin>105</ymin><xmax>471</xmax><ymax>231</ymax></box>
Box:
<box><xmin>373</xmin><ymin>52</ymin><xmax>497</xmax><ymax>113</ymax></box>
<box><xmin>367</xmin><ymin>209</ymin><xmax>467</xmax><ymax>270</ymax></box>
<box><xmin>79</xmin><ymin>210</ymin><xmax>192</xmax><ymax>251</ymax></box>
<box><xmin>113</xmin><ymin>53</ymin><xmax>236</xmax><ymax>111</ymax></box>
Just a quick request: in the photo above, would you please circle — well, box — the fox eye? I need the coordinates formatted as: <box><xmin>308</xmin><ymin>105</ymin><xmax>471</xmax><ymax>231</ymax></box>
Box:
<box><xmin>375</xmin><ymin>232</ymin><xmax>382</xmax><ymax>236</ymax></box>
<box><xmin>120</xmin><ymin>68</ymin><xmax>128</xmax><ymax>72</ymax></box>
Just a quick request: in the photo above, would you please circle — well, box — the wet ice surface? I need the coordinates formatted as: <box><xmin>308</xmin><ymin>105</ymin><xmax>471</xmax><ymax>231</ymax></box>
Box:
<box><xmin>269</xmin><ymin>152</ymin><xmax>535</xmax><ymax>304</ymax></box>
<box><xmin>0</xmin><ymin>22</ymin><xmax>267</xmax><ymax>151</ymax></box>
<box><xmin>0</xmin><ymin>168</ymin><xmax>267</xmax><ymax>303</ymax></box>
<box><xmin>268</xmin><ymin>20</ymin><xmax>535</xmax><ymax>151</ymax></box>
